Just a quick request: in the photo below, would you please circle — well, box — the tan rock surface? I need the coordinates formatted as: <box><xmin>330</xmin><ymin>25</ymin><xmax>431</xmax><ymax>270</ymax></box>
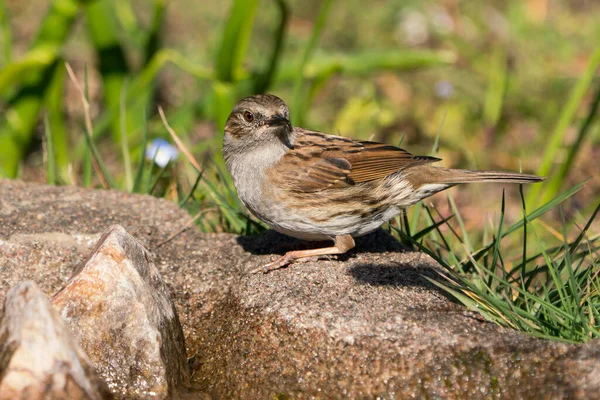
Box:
<box><xmin>0</xmin><ymin>281</ymin><xmax>112</xmax><ymax>400</ymax></box>
<box><xmin>1</xmin><ymin>179</ymin><xmax>599</xmax><ymax>399</ymax></box>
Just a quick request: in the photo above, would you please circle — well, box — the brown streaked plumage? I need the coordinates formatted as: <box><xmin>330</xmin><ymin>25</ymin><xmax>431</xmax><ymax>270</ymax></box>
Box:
<box><xmin>223</xmin><ymin>94</ymin><xmax>544</xmax><ymax>273</ymax></box>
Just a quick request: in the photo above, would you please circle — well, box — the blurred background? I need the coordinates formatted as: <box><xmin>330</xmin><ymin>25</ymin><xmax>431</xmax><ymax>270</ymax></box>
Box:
<box><xmin>0</xmin><ymin>0</ymin><xmax>599</xmax><ymax>233</ymax></box>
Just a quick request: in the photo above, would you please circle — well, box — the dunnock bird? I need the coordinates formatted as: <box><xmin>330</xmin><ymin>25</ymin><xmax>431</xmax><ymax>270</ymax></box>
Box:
<box><xmin>223</xmin><ymin>94</ymin><xmax>544</xmax><ymax>273</ymax></box>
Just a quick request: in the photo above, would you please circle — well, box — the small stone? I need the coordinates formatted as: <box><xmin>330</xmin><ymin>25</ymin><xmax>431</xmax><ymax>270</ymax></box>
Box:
<box><xmin>0</xmin><ymin>281</ymin><xmax>112</xmax><ymax>400</ymax></box>
<box><xmin>52</xmin><ymin>225</ymin><xmax>189</xmax><ymax>399</ymax></box>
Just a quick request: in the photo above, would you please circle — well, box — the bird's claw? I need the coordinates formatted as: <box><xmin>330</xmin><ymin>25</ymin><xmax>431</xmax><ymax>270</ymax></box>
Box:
<box><xmin>249</xmin><ymin>256</ymin><xmax>290</xmax><ymax>274</ymax></box>
<box><xmin>249</xmin><ymin>255</ymin><xmax>325</xmax><ymax>274</ymax></box>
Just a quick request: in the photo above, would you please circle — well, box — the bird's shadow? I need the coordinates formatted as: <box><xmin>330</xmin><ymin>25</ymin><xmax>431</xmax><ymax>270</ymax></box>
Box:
<box><xmin>346</xmin><ymin>262</ymin><xmax>452</xmax><ymax>298</ymax></box>
<box><xmin>235</xmin><ymin>228</ymin><xmax>406</xmax><ymax>256</ymax></box>
<box><xmin>236</xmin><ymin>229</ymin><xmax>455</xmax><ymax>299</ymax></box>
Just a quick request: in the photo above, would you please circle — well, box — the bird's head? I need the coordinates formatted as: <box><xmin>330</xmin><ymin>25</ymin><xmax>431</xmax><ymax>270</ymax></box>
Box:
<box><xmin>223</xmin><ymin>94</ymin><xmax>293</xmax><ymax>155</ymax></box>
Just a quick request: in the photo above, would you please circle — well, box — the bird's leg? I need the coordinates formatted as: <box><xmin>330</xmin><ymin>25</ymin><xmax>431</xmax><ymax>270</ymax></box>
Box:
<box><xmin>250</xmin><ymin>234</ymin><xmax>355</xmax><ymax>274</ymax></box>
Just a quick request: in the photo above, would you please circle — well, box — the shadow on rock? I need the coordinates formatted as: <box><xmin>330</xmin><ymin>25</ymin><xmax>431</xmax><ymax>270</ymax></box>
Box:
<box><xmin>348</xmin><ymin>262</ymin><xmax>456</xmax><ymax>301</ymax></box>
<box><xmin>236</xmin><ymin>228</ymin><xmax>409</xmax><ymax>256</ymax></box>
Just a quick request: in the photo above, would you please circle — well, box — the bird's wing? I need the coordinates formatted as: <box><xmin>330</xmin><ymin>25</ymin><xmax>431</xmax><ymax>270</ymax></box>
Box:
<box><xmin>270</xmin><ymin>129</ymin><xmax>440</xmax><ymax>192</ymax></box>
<box><xmin>342</xmin><ymin>140</ymin><xmax>440</xmax><ymax>183</ymax></box>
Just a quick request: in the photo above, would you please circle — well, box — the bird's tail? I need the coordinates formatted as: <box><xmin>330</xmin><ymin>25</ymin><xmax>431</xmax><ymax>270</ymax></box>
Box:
<box><xmin>407</xmin><ymin>166</ymin><xmax>545</xmax><ymax>186</ymax></box>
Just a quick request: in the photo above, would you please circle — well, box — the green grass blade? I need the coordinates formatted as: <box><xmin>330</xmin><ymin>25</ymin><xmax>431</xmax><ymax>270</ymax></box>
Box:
<box><xmin>470</xmin><ymin>257</ymin><xmax>575</xmax><ymax>322</ymax></box>
<box><xmin>212</xmin><ymin>0</ymin><xmax>257</xmax><ymax>133</ymax></box>
<box><xmin>149</xmin><ymin>163</ymin><xmax>170</xmax><ymax>195</ymax></box>
<box><xmin>114</xmin><ymin>0</ymin><xmax>139</xmax><ymax>36</ymax></box>
<box><xmin>254</xmin><ymin>0</ymin><xmax>288</xmax><ymax>93</ymax></box>
<box><xmin>562</xmin><ymin>239</ymin><xmax>584</xmax><ymax>335</ymax></box>
<box><xmin>483</xmin><ymin>45</ymin><xmax>507</xmax><ymax>130</ymax></box>
<box><xmin>519</xmin><ymin>185</ymin><xmax>528</xmax><ymax>279</ymax></box>
<box><xmin>304</xmin><ymin>64</ymin><xmax>338</xmax><ymax>114</ymax></box>
<box><xmin>490</xmin><ymin>192</ymin><xmax>506</xmax><ymax>273</ymax></box>
<box><xmin>413</xmin><ymin>199</ymin><xmax>590</xmax><ymax>339</ymax></box>
<box><xmin>422</xmin><ymin>206</ymin><xmax>444</xmax><ymax>253</ymax></box>
<box><xmin>0</xmin><ymin>0</ymin><xmax>12</xmax><ymax>66</ymax></box>
<box><xmin>545</xmin><ymin>81</ymin><xmax>600</xmax><ymax>202</ymax></box>
<box><xmin>446</xmin><ymin>191</ymin><xmax>473</xmax><ymax>253</ymax></box>
<box><xmin>120</xmin><ymin>79</ymin><xmax>133</xmax><ymax>191</ymax></box>
<box><xmin>87</xmin><ymin>0</ymin><xmax>157</xmax><ymax>156</ymax></box>
<box><xmin>412</xmin><ymin>213</ymin><xmax>454</xmax><ymax>242</ymax></box>
<box><xmin>85</xmin><ymin>0</ymin><xmax>132</xmax><ymax>145</ymax></box>
<box><xmin>529</xmin><ymin>228</ymin><xmax>570</xmax><ymax>318</ymax></box>
<box><xmin>215</xmin><ymin>0</ymin><xmax>258</xmax><ymax>82</ymax></box>
<box><xmin>132</xmin><ymin>109</ymin><xmax>149</xmax><ymax>193</ymax></box>
<box><xmin>74</xmin><ymin>48</ymin><xmax>211</xmax><ymax>152</ymax></box>
<box><xmin>431</xmin><ymin>110</ymin><xmax>446</xmax><ymax>155</ymax></box>
<box><xmin>409</xmin><ymin>202</ymin><xmax>424</xmax><ymax>238</ymax></box>
<box><xmin>0</xmin><ymin>44</ymin><xmax>59</xmax><ymax>92</ymax></box>
<box><xmin>0</xmin><ymin>0</ymin><xmax>86</xmax><ymax>177</ymax></box>
<box><xmin>44</xmin><ymin>61</ymin><xmax>69</xmax><ymax>182</ymax></box>
<box><xmin>145</xmin><ymin>161</ymin><xmax>155</xmax><ymax>194</ymax></box>
<box><xmin>211</xmin><ymin>80</ymin><xmax>236</xmax><ymax>135</ymax></box>
<box><xmin>527</xmin><ymin>47</ymin><xmax>600</xmax><ymax>207</ymax></box>
<box><xmin>83</xmin><ymin>143</ymin><xmax>91</xmax><ymax>187</ymax></box>
<box><xmin>277</xmin><ymin>49</ymin><xmax>456</xmax><ymax>83</ymax></box>
<box><xmin>424</xmin><ymin>206</ymin><xmax>455</xmax><ymax>255</ymax></box>
<box><xmin>291</xmin><ymin>0</ymin><xmax>335</xmax><ymax>125</ymax></box>
<box><xmin>201</xmin><ymin>176</ymin><xmax>247</xmax><ymax>233</ymax></box>
<box><xmin>43</xmin><ymin>114</ymin><xmax>56</xmax><ymax>185</ymax></box>
<box><xmin>143</xmin><ymin>0</ymin><xmax>165</xmax><ymax>65</ymax></box>
<box><xmin>507</xmin><ymin>236</ymin><xmax>600</xmax><ymax>279</ymax></box>
<box><xmin>179</xmin><ymin>170</ymin><xmax>204</xmax><ymax>207</ymax></box>
<box><xmin>467</xmin><ymin>181</ymin><xmax>586</xmax><ymax>265</ymax></box>
<box><xmin>81</xmin><ymin>66</ymin><xmax>117</xmax><ymax>188</ymax></box>
<box><xmin>0</xmin><ymin>0</ymin><xmax>88</xmax><ymax>91</ymax></box>
<box><xmin>0</xmin><ymin>69</ymin><xmax>50</xmax><ymax>177</ymax></box>
<box><xmin>570</xmin><ymin>203</ymin><xmax>600</xmax><ymax>255</ymax></box>
<box><xmin>212</xmin><ymin>159</ymin><xmax>240</xmax><ymax>204</ymax></box>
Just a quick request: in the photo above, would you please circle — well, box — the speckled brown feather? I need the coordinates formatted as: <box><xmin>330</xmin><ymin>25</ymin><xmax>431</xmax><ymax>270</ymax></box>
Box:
<box><xmin>269</xmin><ymin>128</ymin><xmax>441</xmax><ymax>192</ymax></box>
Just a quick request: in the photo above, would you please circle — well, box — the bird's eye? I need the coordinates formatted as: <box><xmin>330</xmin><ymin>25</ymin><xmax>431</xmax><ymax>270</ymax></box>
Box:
<box><xmin>243</xmin><ymin>111</ymin><xmax>255</xmax><ymax>122</ymax></box>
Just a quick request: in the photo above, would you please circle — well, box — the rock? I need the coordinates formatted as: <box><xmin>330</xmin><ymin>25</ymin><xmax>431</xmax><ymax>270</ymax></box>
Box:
<box><xmin>51</xmin><ymin>225</ymin><xmax>190</xmax><ymax>399</ymax></box>
<box><xmin>0</xmin><ymin>281</ymin><xmax>112</xmax><ymax>400</ymax></box>
<box><xmin>187</xmin><ymin>230</ymin><xmax>596</xmax><ymax>399</ymax></box>
<box><xmin>1</xmin><ymin>179</ymin><xmax>599</xmax><ymax>399</ymax></box>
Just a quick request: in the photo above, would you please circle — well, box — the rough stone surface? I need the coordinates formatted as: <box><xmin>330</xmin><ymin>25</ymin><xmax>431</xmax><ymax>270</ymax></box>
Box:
<box><xmin>0</xmin><ymin>281</ymin><xmax>112</xmax><ymax>400</ymax></box>
<box><xmin>1</xmin><ymin>179</ymin><xmax>599</xmax><ymax>399</ymax></box>
<box><xmin>51</xmin><ymin>225</ymin><xmax>190</xmax><ymax>399</ymax></box>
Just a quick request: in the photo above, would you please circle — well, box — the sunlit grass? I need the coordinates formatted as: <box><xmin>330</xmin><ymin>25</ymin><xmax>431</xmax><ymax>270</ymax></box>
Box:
<box><xmin>397</xmin><ymin>187</ymin><xmax>600</xmax><ymax>343</ymax></box>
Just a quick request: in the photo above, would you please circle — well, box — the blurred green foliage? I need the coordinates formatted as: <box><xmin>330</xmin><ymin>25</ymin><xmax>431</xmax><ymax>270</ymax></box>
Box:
<box><xmin>2</xmin><ymin>0</ymin><xmax>596</xmax><ymax>214</ymax></box>
<box><xmin>0</xmin><ymin>0</ymin><xmax>452</xmax><ymax>182</ymax></box>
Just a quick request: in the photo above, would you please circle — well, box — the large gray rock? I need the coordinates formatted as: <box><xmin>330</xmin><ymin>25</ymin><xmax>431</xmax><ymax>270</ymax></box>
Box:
<box><xmin>0</xmin><ymin>281</ymin><xmax>112</xmax><ymax>400</ymax></box>
<box><xmin>186</xmin><ymin>231</ymin><xmax>599</xmax><ymax>399</ymax></box>
<box><xmin>52</xmin><ymin>225</ymin><xmax>190</xmax><ymax>399</ymax></box>
<box><xmin>0</xmin><ymin>179</ymin><xmax>599</xmax><ymax>399</ymax></box>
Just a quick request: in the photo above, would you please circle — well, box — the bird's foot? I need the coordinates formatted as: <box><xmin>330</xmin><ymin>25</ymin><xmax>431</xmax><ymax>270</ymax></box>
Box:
<box><xmin>249</xmin><ymin>255</ymin><xmax>321</xmax><ymax>274</ymax></box>
<box><xmin>249</xmin><ymin>235</ymin><xmax>354</xmax><ymax>274</ymax></box>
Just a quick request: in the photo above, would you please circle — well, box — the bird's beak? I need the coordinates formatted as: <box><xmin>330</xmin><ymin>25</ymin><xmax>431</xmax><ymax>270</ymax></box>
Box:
<box><xmin>267</xmin><ymin>114</ymin><xmax>291</xmax><ymax>128</ymax></box>
<box><xmin>267</xmin><ymin>114</ymin><xmax>293</xmax><ymax>149</ymax></box>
